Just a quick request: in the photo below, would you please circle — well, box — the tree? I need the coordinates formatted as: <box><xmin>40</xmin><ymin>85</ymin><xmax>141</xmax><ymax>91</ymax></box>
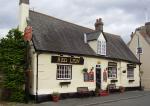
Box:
<box><xmin>0</xmin><ymin>28</ymin><xmax>27</xmax><ymax>102</ymax></box>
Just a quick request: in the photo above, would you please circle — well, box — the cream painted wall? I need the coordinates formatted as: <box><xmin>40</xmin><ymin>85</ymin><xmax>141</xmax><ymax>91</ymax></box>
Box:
<box><xmin>29</xmin><ymin>52</ymin><xmax>140</xmax><ymax>95</ymax></box>
<box><xmin>129</xmin><ymin>31</ymin><xmax>150</xmax><ymax>90</ymax></box>
<box><xmin>119</xmin><ymin>62</ymin><xmax>139</xmax><ymax>87</ymax></box>
<box><xmin>88</xmin><ymin>41</ymin><xmax>97</xmax><ymax>53</ymax></box>
<box><xmin>28</xmin><ymin>42</ymin><xmax>36</xmax><ymax>94</ymax></box>
<box><xmin>19</xmin><ymin>3</ymin><xmax>29</xmax><ymax>32</ymax></box>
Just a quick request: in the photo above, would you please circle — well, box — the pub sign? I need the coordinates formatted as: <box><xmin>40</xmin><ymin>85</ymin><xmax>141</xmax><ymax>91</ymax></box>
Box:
<box><xmin>51</xmin><ymin>56</ymin><xmax>84</xmax><ymax>65</ymax></box>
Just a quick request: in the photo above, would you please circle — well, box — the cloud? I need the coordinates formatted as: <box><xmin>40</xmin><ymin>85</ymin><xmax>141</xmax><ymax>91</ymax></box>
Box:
<box><xmin>0</xmin><ymin>28</ymin><xmax>10</xmax><ymax>38</ymax></box>
<box><xmin>0</xmin><ymin>0</ymin><xmax>150</xmax><ymax>42</ymax></box>
<box><xmin>0</xmin><ymin>0</ymin><xmax>18</xmax><ymax>37</ymax></box>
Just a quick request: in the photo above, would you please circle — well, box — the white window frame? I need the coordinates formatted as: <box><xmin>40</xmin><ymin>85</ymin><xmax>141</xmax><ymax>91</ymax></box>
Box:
<box><xmin>108</xmin><ymin>67</ymin><xmax>117</xmax><ymax>79</ymax></box>
<box><xmin>57</xmin><ymin>65</ymin><xmax>72</xmax><ymax>80</ymax></box>
<box><xmin>97</xmin><ymin>40</ymin><xmax>106</xmax><ymax>55</ymax></box>
<box><xmin>127</xmin><ymin>68</ymin><xmax>134</xmax><ymax>78</ymax></box>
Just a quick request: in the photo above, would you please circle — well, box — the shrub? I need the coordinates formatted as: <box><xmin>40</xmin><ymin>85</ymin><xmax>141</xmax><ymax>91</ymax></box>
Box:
<box><xmin>0</xmin><ymin>29</ymin><xmax>27</xmax><ymax>102</ymax></box>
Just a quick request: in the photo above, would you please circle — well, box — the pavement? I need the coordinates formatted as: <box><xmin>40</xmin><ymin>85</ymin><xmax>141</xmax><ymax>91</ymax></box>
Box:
<box><xmin>1</xmin><ymin>90</ymin><xmax>150</xmax><ymax>106</ymax></box>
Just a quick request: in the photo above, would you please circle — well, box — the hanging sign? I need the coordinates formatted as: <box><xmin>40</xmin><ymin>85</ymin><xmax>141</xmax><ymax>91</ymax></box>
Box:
<box><xmin>108</xmin><ymin>62</ymin><xmax>117</xmax><ymax>67</ymax></box>
<box><xmin>137</xmin><ymin>47</ymin><xmax>143</xmax><ymax>54</ymax></box>
<box><xmin>103</xmin><ymin>70</ymin><xmax>107</xmax><ymax>82</ymax></box>
<box><xmin>51</xmin><ymin>56</ymin><xmax>84</xmax><ymax>65</ymax></box>
<box><xmin>24</xmin><ymin>26</ymin><xmax>32</xmax><ymax>41</ymax></box>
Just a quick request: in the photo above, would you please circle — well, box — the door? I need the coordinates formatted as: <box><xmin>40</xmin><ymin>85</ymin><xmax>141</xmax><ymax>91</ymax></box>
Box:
<box><xmin>96</xmin><ymin>65</ymin><xmax>101</xmax><ymax>89</ymax></box>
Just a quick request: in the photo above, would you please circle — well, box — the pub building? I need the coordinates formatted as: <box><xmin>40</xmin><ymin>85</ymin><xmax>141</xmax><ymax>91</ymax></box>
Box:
<box><xmin>19</xmin><ymin>0</ymin><xmax>140</xmax><ymax>100</ymax></box>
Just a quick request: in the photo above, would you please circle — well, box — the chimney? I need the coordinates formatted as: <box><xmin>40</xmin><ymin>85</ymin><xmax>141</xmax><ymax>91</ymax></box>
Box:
<box><xmin>145</xmin><ymin>22</ymin><xmax>150</xmax><ymax>36</ymax></box>
<box><xmin>19</xmin><ymin>0</ymin><xmax>29</xmax><ymax>32</ymax></box>
<box><xmin>130</xmin><ymin>32</ymin><xmax>134</xmax><ymax>39</ymax></box>
<box><xmin>94</xmin><ymin>18</ymin><xmax>103</xmax><ymax>31</ymax></box>
<box><xmin>19</xmin><ymin>0</ymin><xmax>29</xmax><ymax>5</ymax></box>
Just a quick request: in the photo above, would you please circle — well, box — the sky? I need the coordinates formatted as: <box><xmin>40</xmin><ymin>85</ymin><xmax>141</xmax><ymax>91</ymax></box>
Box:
<box><xmin>0</xmin><ymin>0</ymin><xmax>150</xmax><ymax>43</ymax></box>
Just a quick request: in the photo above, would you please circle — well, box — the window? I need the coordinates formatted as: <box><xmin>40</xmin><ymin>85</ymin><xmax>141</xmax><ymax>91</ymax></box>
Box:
<box><xmin>97</xmin><ymin>41</ymin><xmax>106</xmax><ymax>55</ymax></box>
<box><xmin>57</xmin><ymin>65</ymin><xmax>72</xmax><ymax>80</ymax></box>
<box><xmin>97</xmin><ymin>41</ymin><xmax>101</xmax><ymax>54</ymax></box>
<box><xmin>127</xmin><ymin>68</ymin><xmax>134</xmax><ymax>78</ymax></box>
<box><xmin>108</xmin><ymin>67</ymin><xmax>117</xmax><ymax>78</ymax></box>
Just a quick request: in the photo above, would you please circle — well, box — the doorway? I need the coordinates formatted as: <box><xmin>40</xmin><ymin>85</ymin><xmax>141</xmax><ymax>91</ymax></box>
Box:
<box><xmin>96</xmin><ymin>65</ymin><xmax>101</xmax><ymax>89</ymax></box>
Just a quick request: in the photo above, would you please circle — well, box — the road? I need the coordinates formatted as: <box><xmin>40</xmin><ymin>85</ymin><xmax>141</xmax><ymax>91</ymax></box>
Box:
<box><xmin>1</xmin><ymin>91</ymin><xmax>150</xmax><ymax>106</ymax></box>
<box><xmin>90</xmin><ymin>93</ymin><xmax>150</xmax><ymax>106</ymax></box>
<box><xmin>37</xmin><ymin>91</ymin><xmax>150</xmax><ymax>106</ymax></box>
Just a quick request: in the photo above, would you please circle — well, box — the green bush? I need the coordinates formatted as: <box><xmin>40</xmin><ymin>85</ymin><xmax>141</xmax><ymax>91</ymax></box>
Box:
<box><xmin>0</xmin><ymin>29</ymin><xmax>27</xmax><ymax>102</ymax></box>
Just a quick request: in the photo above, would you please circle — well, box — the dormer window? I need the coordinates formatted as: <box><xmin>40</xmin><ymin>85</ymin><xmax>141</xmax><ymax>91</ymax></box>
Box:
<box><xmin>97</xmin><ymin>40</ymin><xmax>106</xmax><ymax>55</ymax></box>
<box><xmin>86</xmin><ymin>19</ymin><xmax>106</xmax><ymax>55</ymax></box>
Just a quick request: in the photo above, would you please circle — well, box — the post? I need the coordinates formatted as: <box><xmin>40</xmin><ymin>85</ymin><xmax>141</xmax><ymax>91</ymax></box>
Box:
<box><xmin>137</xmin><ymin>33</ymin><xmax>142</xmax><ymax>90</ymax></box>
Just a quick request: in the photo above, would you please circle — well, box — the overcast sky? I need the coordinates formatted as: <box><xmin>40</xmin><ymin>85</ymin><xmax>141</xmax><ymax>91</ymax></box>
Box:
<box><xmin>0</xmin><ymin>0</ymin><xmax>150</xmax><ymax>42</ymax></box>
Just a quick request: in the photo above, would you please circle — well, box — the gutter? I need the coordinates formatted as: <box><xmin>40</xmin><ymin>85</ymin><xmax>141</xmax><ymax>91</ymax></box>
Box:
<box><xmin>34</xmin><ymin>49</ymin><xmax>141</xmax><ymax>64</ymax></box>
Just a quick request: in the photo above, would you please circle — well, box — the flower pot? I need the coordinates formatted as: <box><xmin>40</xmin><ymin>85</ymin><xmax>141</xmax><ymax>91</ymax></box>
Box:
<box><xmin>119</xmin><ymin>86</ymin><xmax>125</xmax><ymax>93</ymax></box>
<box><xmin>100</xmin><ymin>90</ymin><xmax>109</xmax><ymax>96</ymax></box>
<box><xmin>52</xmin><ymin>96</ymin><xmax>59</xmax><ymax>102</ymax></box>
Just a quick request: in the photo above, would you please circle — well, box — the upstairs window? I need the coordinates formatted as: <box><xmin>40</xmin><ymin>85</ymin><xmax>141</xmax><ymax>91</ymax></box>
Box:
<box><xmin>97</xmin><ymin>40</ymin><xmax>106</xmax><ymax>55</ymax></box>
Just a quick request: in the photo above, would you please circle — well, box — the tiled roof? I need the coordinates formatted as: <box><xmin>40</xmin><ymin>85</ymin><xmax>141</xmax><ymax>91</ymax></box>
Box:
<box><xmin>28</xmin><ymin>10</ymin><xmax>139</xmax><ymax>63</ymax></box>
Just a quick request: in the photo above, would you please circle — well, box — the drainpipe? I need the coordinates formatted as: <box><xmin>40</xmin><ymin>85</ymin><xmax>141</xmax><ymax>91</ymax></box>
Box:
<box><xmin>119</xmin><ymin>62</ymin><xmax>121</xmax><ymax>87</ymax></box>
<box><xmin>35</xmin><ymin>53</ymin><xmax>39</xmax><ymax>103</ymax></box>
<box><xmin>25</xmin><ymin>41</ymin><xmax>29</xmax><ymax>103</ymax></box>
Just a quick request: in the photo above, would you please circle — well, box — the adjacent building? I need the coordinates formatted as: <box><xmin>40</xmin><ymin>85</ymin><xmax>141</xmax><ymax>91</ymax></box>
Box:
<box><xmin>19</xmin><ymin>0</ymin><xmax>140</xmax><ymax>98</ymax></box>
<box><xmin>128</xmin><ymin>22</ymin><xmax>150</xmax><ymax>90</ymax></box>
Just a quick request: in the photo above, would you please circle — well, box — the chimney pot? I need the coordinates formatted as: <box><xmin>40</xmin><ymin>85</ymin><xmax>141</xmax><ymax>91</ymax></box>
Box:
<box><xmin>19</xmin><ymin>0</ymin><xmax>29</xmax><ymax>5</ymax></box>
<box><xmin>131</xmin><ymin>32</ymin><xmax>134</xmax><ymax>38</ymax></box>
<box><xmin>95</xmin><ymin>18</ymin><xmax>103</xmax><ymax>31</ymax></box>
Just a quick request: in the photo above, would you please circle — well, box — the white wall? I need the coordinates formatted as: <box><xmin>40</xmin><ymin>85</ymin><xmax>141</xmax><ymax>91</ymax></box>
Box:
<box><xmin>119</xmin><ymin>62</ymin><xmax>139</xmax><ymax>87</ymax></box>
<box><xmin>98</xmin><ymin>33</ymin><xmax>105</xmax><ymax>41</ymax></box>
<box><xmin>29</xmin><ymin>53</ymin><xmax>140</xmax><ymax>95</ymax></box>
<box><xmin>19</xmin><ymin>3</ymin><xmax>29</xmax><ymax>32</ymax></box>
<box><xmin>129</xmin><ymin>31</ymin><xmax>150</xmax><ymax>90</ymax></box>
<box><xmin>88</xmin><ymin>41</ymin><xmax>97</xmax><ymax>53</ymax></box>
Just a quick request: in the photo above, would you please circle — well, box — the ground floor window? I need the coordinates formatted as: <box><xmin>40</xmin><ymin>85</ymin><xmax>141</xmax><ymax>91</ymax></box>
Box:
<box><xmin>127</xmin><ymin>68</ymin><xmax>134</xmax><ymax>78</ymax></box>
<box><xmin>108</xmin><ymin>67</ymin><xmax>117</xmax><ymax>78</ymax></box>
<box><xmin>57</xmin><ymin>65</ymin><xmax>72</xmax><ymax>80</ymax></box>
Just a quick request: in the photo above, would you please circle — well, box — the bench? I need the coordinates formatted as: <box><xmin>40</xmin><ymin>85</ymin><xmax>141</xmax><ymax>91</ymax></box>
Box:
<box><xmin>77</xmin><ymin>87</ymin><xmax>90</xmax><ymax>97</ymax></box>
<box><xmin>107</xmin><ymin>84</ymin><xmax>116</xmax><ymax>93</ymax></box>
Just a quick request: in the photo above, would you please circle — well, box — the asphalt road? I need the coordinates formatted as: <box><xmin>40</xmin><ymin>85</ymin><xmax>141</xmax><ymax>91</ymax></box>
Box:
<box><xmin>1</xmin><ymin>91</ymin><xmax>150</xmax><ymax>106</ymax></box>
<box><xmin>92</xmin><ymin>93</ymin><xmax>150</xmax><ymax>106</ymax></box>
<box><xmin>36</xmin><ymin>91</ymin><xmax>150</xmax><ymax>106</ymax></box>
